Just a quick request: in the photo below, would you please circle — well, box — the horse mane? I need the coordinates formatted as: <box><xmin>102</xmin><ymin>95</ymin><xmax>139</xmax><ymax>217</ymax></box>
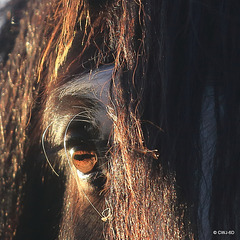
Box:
<box><xmin>1</xmin><ymin>0</ymin><xmax>240</xmax><ymax>239</ymax></box>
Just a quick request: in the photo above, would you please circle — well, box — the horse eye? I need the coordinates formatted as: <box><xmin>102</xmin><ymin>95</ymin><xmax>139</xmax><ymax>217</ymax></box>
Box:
<box><xmin>69</xmin><ymin>149</ymin><xmax>97</xmax><ymax>174</ymax></box>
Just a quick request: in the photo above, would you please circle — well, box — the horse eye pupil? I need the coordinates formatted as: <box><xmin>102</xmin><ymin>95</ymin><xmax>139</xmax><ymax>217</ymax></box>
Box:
<box><xmin>74</xmin><ymin>153</ymin><xmax>95</xmax><ymax>161</ymax></box>
<box><xmin>71</xmin><ymin>150</ymin><xmax>97</xmax><ymax>174</ymax></box>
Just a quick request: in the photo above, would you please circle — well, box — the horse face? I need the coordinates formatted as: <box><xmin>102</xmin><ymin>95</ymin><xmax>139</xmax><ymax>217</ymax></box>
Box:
<box><xmin>42</xmin><ymin>67</ymin><xmax>114</xmax><ymax>239</ymax></box>
<box><xmin>1</xmin><ymin>1</ymin><xmax>187</xmax><ymax>239</ymax></box>
<box><xmin>2</xmin><ymin>0</ymin><xmax>240</xmax><ymax>239</ymax></box>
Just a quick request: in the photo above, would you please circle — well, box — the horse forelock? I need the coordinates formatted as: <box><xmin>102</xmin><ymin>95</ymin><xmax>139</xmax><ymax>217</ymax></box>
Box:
<box><xmin>0</xmin><ymin>0</ymin><xmax>190</xmax><ymax>238</ymax></box>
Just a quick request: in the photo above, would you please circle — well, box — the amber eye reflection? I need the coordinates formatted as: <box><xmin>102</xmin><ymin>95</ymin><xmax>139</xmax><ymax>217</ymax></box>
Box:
<box><xmin>69</xmin><ymin>149</ymin><xmax>97</xmax><ymax>174</ymax></box>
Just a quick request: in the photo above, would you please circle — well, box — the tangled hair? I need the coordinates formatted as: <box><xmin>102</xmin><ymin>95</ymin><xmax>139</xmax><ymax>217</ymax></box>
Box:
<box><xmin>1</xmin><ymin>0</ymin><xmax>240</xmax><ymax>239</ymax></box>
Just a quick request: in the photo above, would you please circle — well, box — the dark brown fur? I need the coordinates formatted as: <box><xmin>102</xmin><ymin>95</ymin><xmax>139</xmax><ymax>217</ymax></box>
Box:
<box><xmin>1</xmin><ymin>0</ymin><xmax>240</xmax><ymax>239</ymax></box>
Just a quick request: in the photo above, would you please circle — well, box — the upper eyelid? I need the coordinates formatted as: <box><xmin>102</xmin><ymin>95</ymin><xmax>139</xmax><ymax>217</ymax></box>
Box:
<box><xmin>66</xmin><ymin>138</ymin><xmax>109</xmax><ymax>149</ymax></box>
<box><xmin>43</xmin><ymin>66</ymin><xmax>112</xmax><ymax>150</ymax></box>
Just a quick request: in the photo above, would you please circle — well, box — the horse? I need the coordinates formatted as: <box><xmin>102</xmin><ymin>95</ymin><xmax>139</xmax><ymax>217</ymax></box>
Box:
<box><xmin>1</xmin><ymin>0</ymin><xmax>240</xmax><ymax>239</ymax></box>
